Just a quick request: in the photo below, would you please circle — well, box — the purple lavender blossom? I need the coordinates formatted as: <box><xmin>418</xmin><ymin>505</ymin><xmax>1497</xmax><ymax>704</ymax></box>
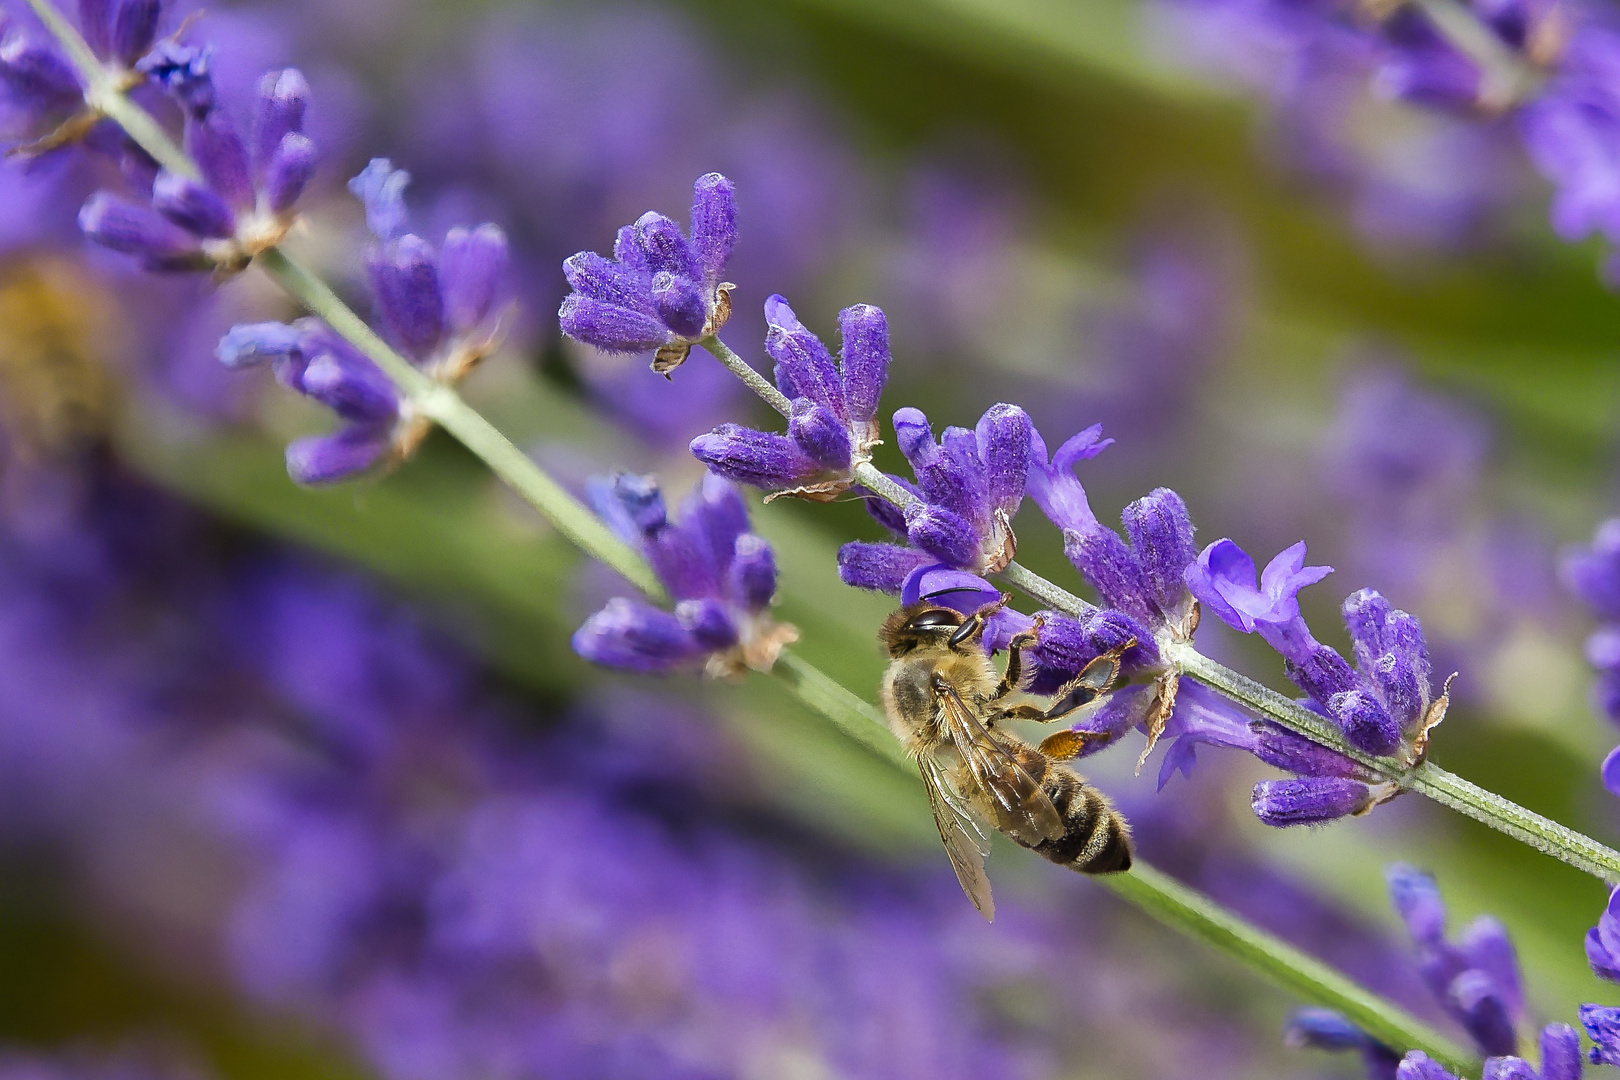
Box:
<box><xmin>79</xmin><ymin>62</ymin><xmax>319</xmax><ymax>273</ymax></box>
<box><xmin>689</xmin><ymin>295</ymin><xmax>890</xmax><ymax>500</ymax></box>
<box><xmin>0</xmin><ymin>0</ymin><xmax>166</xmax><ymax>145</ymax></box>
<box><xmin>836</xmin><ymin>402</ymin><xmax>1031</xmax><ymax>578</ymax></box>
<box><xmin>1586</xmin><ymin>885</ymin><xmax>1620</xmax><ymax>981</ymax></box>
<box><xmin>216</xmin><ymin>317</ymin><xmax>403</xmax><ymax>484</ymax></box>
<box><xmin>573</xmin><ymin>471</ymin><xmax>797</xmax><ymax>677</ymax></box>
<box><xmin>348</xmin><ymin>158</ymin><xmax>510</xmax><ymax>378</ymax></box>
<box><xmin>558</xmin><ymin>172</ymin><xmax>736</xmax><ymax>373</ymax></box>
<box><xmin>1187</xmin><ymin>538</ymin><xmax>1450</xmax><ymax>758</ymax></box>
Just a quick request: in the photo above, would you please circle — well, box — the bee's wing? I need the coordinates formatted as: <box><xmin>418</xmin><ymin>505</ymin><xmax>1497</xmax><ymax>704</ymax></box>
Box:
<box><xmin>918</xmin><ymin>755</ymin><xmax>995</xmax><ymax>922</ymax></box>
<box><xmin>935</xmin><ymin>682</ymin><xmax>1065</xmax><ymax>845</ymax></box>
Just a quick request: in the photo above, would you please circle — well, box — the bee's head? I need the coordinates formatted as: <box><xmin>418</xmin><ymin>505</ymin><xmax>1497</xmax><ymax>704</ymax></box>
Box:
<box><xmin>878</xmin><ymin>603</ymin><xmax>966</xmax><ymax>658</ymax></box>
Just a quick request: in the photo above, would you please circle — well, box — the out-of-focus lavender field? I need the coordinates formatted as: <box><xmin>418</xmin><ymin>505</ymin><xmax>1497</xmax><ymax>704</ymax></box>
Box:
<box><xmin>1</xmin><ymin>0</ymin><xmax>1619</xmax><ymax>1077</ymax></box>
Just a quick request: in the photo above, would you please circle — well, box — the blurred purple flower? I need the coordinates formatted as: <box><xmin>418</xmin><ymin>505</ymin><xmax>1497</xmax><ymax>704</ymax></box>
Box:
<box><xmin>573</xmin><ymin>471</ymin><xmax>797</xmax><ymax>677</ymax></box>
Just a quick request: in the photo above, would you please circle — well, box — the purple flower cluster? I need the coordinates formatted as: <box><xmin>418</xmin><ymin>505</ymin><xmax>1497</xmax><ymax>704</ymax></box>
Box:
<box><xmin>1561</xmin><ymin>518</ymin><xmax>1620</xmax><ymax>794</ymax></box>
<box><xmin>837</xmin><ymin>402</ymin><xmax>1032</xmax><ymax>578</ymax></box>
<box><xmin>215</xmin><ymin>159</ymin><xmax>508</xmax><ymax>484</ymax></box>
<box><xmin>1187</xmin><ymin>537</ymin><xmax>1453</xmax><ymax>762</ymax></box>
<box><xmin>572</xmin><ymin>471</ymin><xmax>797</xmax><ymax>677</ymax></box>
<box><xmin>558</xmin><ymin>172</ymin><xmax>737</xmax><ymax>374</ymax></box>
<box><xmin>80</xmin><ymin>56</ymin><xmax>317</xmax><ymax>273</ymax></box>
<box><xmin>1289</xmin><ymin>865</ymin><xmax>1602</xmax><ymax>1080</ymax></box>
<box><xmin>690</xmin><ymin>294</ymin><xmax>891</xmax><ymax>501</ymax></box>
<box><xmin>0</xmin><ymin>0</ymin><xmax>162</xmax><ymax>147</ymax></box>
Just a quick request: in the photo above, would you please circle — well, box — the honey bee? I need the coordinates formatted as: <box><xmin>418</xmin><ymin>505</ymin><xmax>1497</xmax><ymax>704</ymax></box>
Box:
<box><xmin>879</xmin><ymin>596</ymin><xmax>1135</xmax><ymax>920</ymax></box>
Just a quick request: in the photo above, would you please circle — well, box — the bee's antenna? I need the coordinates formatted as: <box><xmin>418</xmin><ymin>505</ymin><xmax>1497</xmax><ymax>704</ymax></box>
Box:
<box><xmin>921</xmin><ymin>585</ymin><xmax>987</xmax><ymax>601</ymax></box>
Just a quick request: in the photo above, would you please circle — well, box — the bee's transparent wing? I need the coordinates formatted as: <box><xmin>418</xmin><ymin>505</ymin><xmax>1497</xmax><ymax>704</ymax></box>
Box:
<box><xmin>935</xmin><ymin>682</ymin><xmax>1065</xmax><ymax>845</ymax></box>
<box><xmin>918</xmin><ymin>755</ymin><xmax>995</xmax><ymax>921</ymax></box>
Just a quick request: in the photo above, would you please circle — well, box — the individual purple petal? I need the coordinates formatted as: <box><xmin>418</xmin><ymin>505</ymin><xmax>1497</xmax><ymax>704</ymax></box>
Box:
<box><xmin>942</xmin><ymin>425</ymin><xmax>990</xmax><ymax>523</ymax></box>
<box><xmin>1449</xmin><ymin>969</ymin><xmax>1517</xmax><ymax>1057</ymax></box>
<box><xmin>904</xmin><ymin>502</ymin><xmax>980</xmax><ymax>569</ymax></box>
<box><xmin>788</xmin><ymin>399</ymin><xmax>852</xmax><ymax>470</ymax></box>
<box><xmin>1459</xmin><ymin>915</ymin><xmax>1523</xmax><ymax>1018</ymax></box>
<box><xmin>1539</xmin><ymin>1022</ymin><xmax>1583</xmax><ymax>1080</ymax></box>
<box><xmin>690</xmin><ymin>424</ymin><xmax>823</xmax><ymax>490</ymax></box>
<box><xmin>299</xmin><ymin>353</ymin><xmax>399</xmax><ymax>424</ymax></box>
<box><xmin>1283</xmin><ymin>1008</ymin><xmax>1397</xmax><ymax>1079</ymax></box>
<box><xmin>893</xmin><ymin>406</ymin><xmax>938</xmax><ymax>468</ymax></box>
<box><xmin>651</xmin><ymin>271</ymin><xmax>707</xmax><ymax>339</ymax></box>
<box><xmin>151</xmin><ymin>169</ymin><xmax>236</xmax><ymax>238</ymax></box>
<box><xmin>1586</xmin><ymin>885</ymin><xmax>1620</xmax><ymax>982</ymax></box>
<box><xmin>253</xmin><ymin>68</ymin><xmax>310</xmax><ymax>175</ymax></box>
<box><xmin>838</xmin><ymin>303</ymin><xmax>890</xmax><ymax>425</ymax></box>
<box><xmin>369</xmin><ymin>235</ymin><xmax>445</xmax><ymax>359</ymax></box>
<box><xmin>571</xmin><ymin>597</ymin><xmax>703</xmax><ymax>673</ymax></box>
<box><xmin>1583</xmin><ymin>1004</ymin><xmax>1620</xmax><ymax>1067</ymax></box>
<box><xmin>765</xmin><ymin>295</ymin><xmax>842</xmax><ymax>416</ymax></box>
<box><xmin>79</xmin><ymin>0</ymin><xmax>114</xmax><ymax>56</ymax></box>
<box><xmin>688</xmin><ymin>172</ymin><xmax>735</xmax><ymax>286</ymax></box>
<box><xmin>1329</xmin><ymin>689</ymin><xmax>1401</xmax><ymax>756</ymax></box>
<box><xmin>899</xmin><ymin>564</ymin><xmax>998</xmax><ymax>614</ymax></box>
<box><xmin>1375</xmin><ymin>612</ymin><xmax>1431</xmax><ymax>732</ymax></box>
<box><xmin>108</xmin><ymin>0</ymin><xmax>160</xmax><ymax>66</ymax></box>
<box><xmin>0</xmin><ymin>33</ymin><xmax>82</xmax><ymax>108</ymax></box>
<box><xmin>680</xmin><ymin>471</ymin><xmax>748</xmax><ymax>569</ymax></box>
<box><xmin>1026</xmin><ymin>422</ymin><xmax>1111</xmax><ymax>533</ymax></box>
<box><xmin>632</xmin><ymin>210</ymin><xmax>701</xmax><ymax>281</ymax></box>
<box><xmin>975</xmin><ymin>403</ymin><xmax>1031</xmax><ymax>514</ymax></box>
<box><xmin>1398</xmin><ymin>1051</ymin><xmax>1462</xmax><ymax>1080</ymax></box>
<box><xmin>558</xmin><ymin>296</ymin><xmax>671</xmax><ymax>354</ymax></box>
<box><xmin>563</xmin><ymin>251</ymin><xmax>652</xmax><ymax>311</ymax></box>
<box><xmin>675</xmin><ymin>598</ymin><xmax>738</xmax><ymax>650</ymax></box>
<box><xmin>187</xmin><ymin>110</ymin><xmax>254</xmax><ymax>210</ymax></box>
<box><xmin>1604</xmin><ymin>745</ymin><xmax>1620</xmax><ymax>798</ymax></box>
<box><xmin>348</xmin><ymin>158</ymin><xmax>410</xmax><ymax>242</ymax></box>
<box><xmin>1387</xmin><ymin>864</ymin><xmax>1447</xmax><ymax>945</ymax></box>
<box><xmin>1283</xmin><ymin>635</ymin><xmax>1360</xmax><ymax>704</ymax></box>
<box><xmin>217</xmin><ymin>322</ymin><xmax>303</xmax><ymax>369</ymax></box>
<box><xmin>264</xmin><ymin>133</ymin><xmax>317</xmax><ymax>214</ymax></box>
<box><xmin>78</xmin><ymin>192</ymin><xmax>203</xmax><ymax>270</ymax></box>
<box><xmin>1064</xmin><ymin>525</ymin><xmax>1157</xmax><ymax>628</ymax></box>
<box><xmin>1186</xmin><ymin>539</ymin><xmax>1332</xmax><ymax>633</ymax></box>
<box><xmin>837</xmin><ymin>542</ymin><xmax>932</xmax><ymax>593</ymax></box>
<box><xmin>1251</xmin><ymin>777</ymin><xmax>1374</xmax><ymax>826</ymax></box>
<box><xmin>285</xmin><ymin>424</ymin><xmax>392</xmax><ymax>485</ymax></box>
<box><xmin>728</xmin><ymin>534</ymin><xmax>776</xmax><ymax>613</ymax></box>
<box><xmin>1248</xmin><ymin>718</ymin><xmax>1372</xmax><ymax>781</ymax></box>
<box><xmin>1122</xmin><ymin>488</ymin><xmax>1197</xmax><ymax>618</ymax></box>
<box><xmin>1480</xmin><ymin>1059</ymin><xmax>1536</xmax><ymax>1080</ymax></box>
<box><xmin>1069</xmin><ymin>684</ymin><xmax>1153</xmax><ymax>757</ymax></box>
<box><xmin>644</xmin><ymin>520</ymin><xmax>719</xmax><ymax>602</ymax></box>
<box><xmin>440</xmin><ymin>224</ymin><xmax>507</xmax><ymax>332</ymax></box>
<box><xmin>1343</xmin><ymin>588</ymin><xmax>1393</xmax><ymax>659</ymax></box>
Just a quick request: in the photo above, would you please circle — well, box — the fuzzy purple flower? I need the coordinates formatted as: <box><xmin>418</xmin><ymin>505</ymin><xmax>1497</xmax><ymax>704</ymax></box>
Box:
<box><xmin>1187</xmin><ymin>539</ymin><xmax>1450</xmax><ymax>759</ymax></box>
<box><xmin>79</xmin><ymin>64</ymin><xmax>318</xmax><ymax>273</ymax></box>
<box><xmin>559</xmin><ymin>172</ymin><xmax>737</xmax><ymax>373</ymax></box>
<box><xmin>573</xmin><ymin>472</ymin><xmax>797</xmax><ymax>677</ymax></box>
<box><xmin>689</xmin><ymin>296</ymin><xmax>890</xmax><ymax>500</ymax></box>
<box><xmin>836</xmin><ymin>402</ymin><xmax>1031</xmax><ymax>581</ymax></box>
<box><xmin>1563</xmin><ymin>519</ymin><xmax>1620</xmax><ymax>773</ymax></box>
<box><xmin>216</xmin><ymin>317</ymin><xmax>407</xmax><ymax>485</ymax></box>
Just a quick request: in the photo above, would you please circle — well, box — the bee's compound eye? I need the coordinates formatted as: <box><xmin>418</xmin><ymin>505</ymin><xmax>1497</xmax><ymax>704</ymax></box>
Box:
<box><xmin>907</xmin><ymin>609</ymin><xmax>963</xmax><ymax>632</ymax></box>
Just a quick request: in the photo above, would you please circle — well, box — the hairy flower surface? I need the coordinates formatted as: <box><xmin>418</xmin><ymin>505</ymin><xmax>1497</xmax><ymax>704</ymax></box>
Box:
<box><xmin>559</xmin><ymin>172</ymin><xmax>736</xmax><ymax>372</ymax></box>
<box><xmin>690</xmin><ymin>294</ymin><xmax>890</xmax><ymax>500</ymax></box>
<box><xmin>573</xmin><ymin>472</ymin><xmax>797</xmax><ymax>677</ymax></box>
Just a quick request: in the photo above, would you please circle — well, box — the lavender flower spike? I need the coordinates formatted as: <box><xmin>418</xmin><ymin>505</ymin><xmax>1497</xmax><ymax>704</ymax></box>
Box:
<box><xmin>574</xmin><ymin>472</ymin><xmax>797</xmax><ymax>678</ymax></box>
<box><xmin>559</xmin><ymin>172</ymin><xmax>737</xmax><ymax>373</ymax></box>
<box><xmin>80</xmin><ymin>64</ymin><xmax>319</xmax><ymax>275</ymax></box>
<box><xmin>691</xmin><ymin>296</ymin><xmax>890</xmax><ymax>502</ymax></box>
<box><xmin>1586</xmin><ymin>885</ymin><xmax>1620</xmax><ymax>982</ymax></box>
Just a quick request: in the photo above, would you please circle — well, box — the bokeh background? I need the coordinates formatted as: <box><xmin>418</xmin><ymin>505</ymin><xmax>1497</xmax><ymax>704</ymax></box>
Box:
<box><xmin>1</xmin><ymin>0</ymin><xmax>1618</xmax><ymax>1076</ymax></box>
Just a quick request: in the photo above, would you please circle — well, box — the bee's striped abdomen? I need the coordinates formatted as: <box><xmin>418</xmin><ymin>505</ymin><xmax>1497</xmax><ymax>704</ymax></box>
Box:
<box><xmin>1011</xmin><ymin>749</ymin><xmax>1134</xmax><ymax>874</ymax></box>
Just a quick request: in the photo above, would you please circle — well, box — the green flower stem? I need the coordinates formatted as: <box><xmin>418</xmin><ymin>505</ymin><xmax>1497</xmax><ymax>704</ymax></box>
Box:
<box><xmin>712</xmin><ymin>330</ymin><xmax>1620</xmax><ymax>885</ymax></box>
<box><xmin>1102</xmin><ymin>864</ymin><xmax>1477</xmax><ymax>1075</ymax></box>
